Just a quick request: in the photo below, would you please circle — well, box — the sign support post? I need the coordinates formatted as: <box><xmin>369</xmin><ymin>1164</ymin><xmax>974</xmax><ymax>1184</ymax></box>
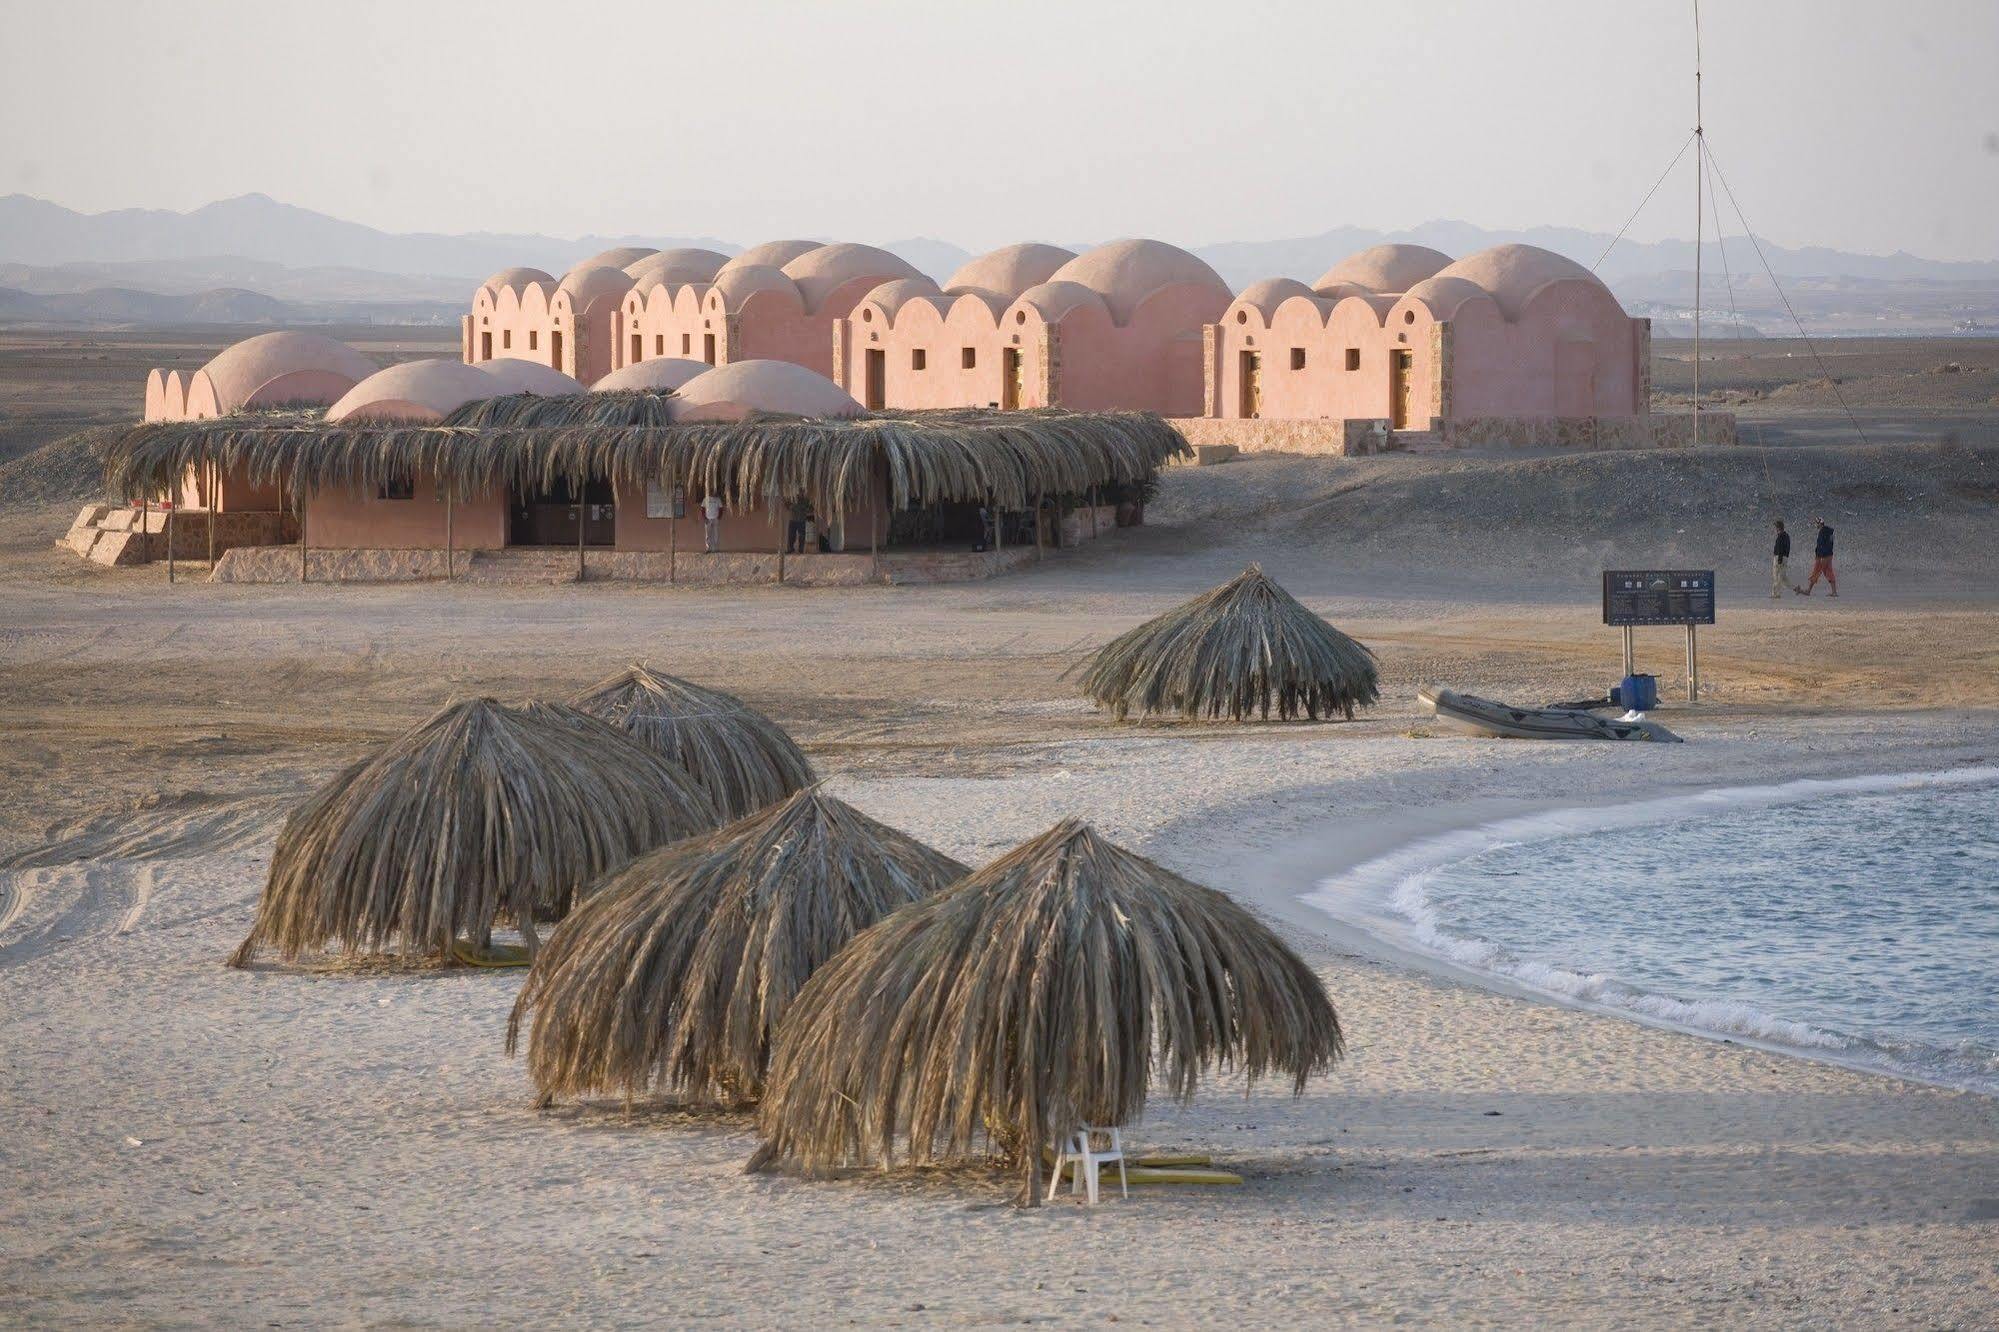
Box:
<box><xmin>1603</xmin><ymin>570</ymin><xmax>1715</xmax><ymax>706</ymax></box>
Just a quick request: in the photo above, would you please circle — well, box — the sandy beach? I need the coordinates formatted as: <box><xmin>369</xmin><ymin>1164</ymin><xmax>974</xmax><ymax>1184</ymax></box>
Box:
<box><xmin>0</xmin><ymin>326</ymin><xmax>1992</xmax><ymax>1324</ymax></box>
<box><xmin>2</xmin><ymin>504</ymin><xmax>1996</xmax><ymax>1325</ymax></box>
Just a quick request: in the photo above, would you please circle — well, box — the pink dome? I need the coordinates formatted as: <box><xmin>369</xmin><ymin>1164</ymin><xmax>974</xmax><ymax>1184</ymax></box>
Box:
<box><xmin>672</xmin><ymin>360</ymin><xmax>862</xmax><ymax>421</ymax></box>
<box><xmin>592</xmin><ymin>357</ymin><xmax>711</xmax><ymax>393</ymax></box>
<box><xmin>1312</xmin><ymin>244</ymin><xmax>1453</xmax><ymax>296</ymax></box>
<box><xmin>708</xmin><ymin>264</ymin><xmax>800</xmax><ymax>309</ymax></box>
<box><xmin>577</xmin><ymin>246</ymin><xmax>657</xmax><ymax>271</ymax></box>
<box><xmin>858</xmin><ymin>276</ymin><xmax>945</xmax><ymax>319</ymax></box>
<box><xmin>481</xmin><ymin>266</ymin><xmax>555</xmax><ymax>294</ymax></box>
<box><xmin>624</xmin><ymin>247</ymin><xmax>730</xmax><ymax>286</ymax></box>
<box><xmin>1399</xmin><ymin>275</ymin><xmax>1493</xmax><ymax>320</ymax></box>
<box><xmin>721</xmin><ymin>240</ymin><xmax>825</xmax><ymax>272</ymax></box>
<box><xmin>780</xmin><ymin>243</ymin><xmax>922</xmax><ymax>313</ymax></box>
<box><xmin>555</xmin><ymin>264</ymin><xmax>637</xmax><ymax>308</ymax></box>
<box><xmin>944</xmin><ymin>243</ymin><xmax>1077</xmax><ymax>301</ymax></box>
<box><xmin>326</xmin><ymin>360</ymin><xmax>500</xmax><ymax>424</ymax></box>
<box><xmin>190</xmin><ymin>331</ymin><xmax>378</xmax><ymax>416</ymax></box>
<box><xmin>1010</xmin><ymin>280</ymin><xmax>1110</xmax><ymax>323</ymax></box>
<box><xmin>478</xmin><ymin>357</ymin><xmax>585</xmax><ymax>396</ymax></box>
<box><xmin>1432</xmin><ymin>244</ymin><xmax>1607</xmax><ymax>320</ymax></box>
<box><xmin>1048</xmin><ymin>239</ymin><xmax>1229</xmax><ymax>323</ymax></box>
<box><xmin>1233</xmin><ymin>277</ymin><xmax>1319</xmax><ymax>317</ymax></box>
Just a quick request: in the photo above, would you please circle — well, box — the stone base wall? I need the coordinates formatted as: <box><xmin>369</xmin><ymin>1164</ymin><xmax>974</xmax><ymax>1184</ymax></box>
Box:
<box><xmin>211</xmin><ymin>543</ymin><xmax>1051</xmax><ymax>587</ymax></box>
<box><xmin>1172</xmin><ymin>417</ymin><xmax>1398</xmax><ymax>458</ymax></box>
<box><xmin>1436</xmin><ymin>413</ymin><xmax>1738</xmax><ymax>449</ymax></box>
<box><xmin>1173</xmin><ymin>413</ymin><xmax>1738</xmax><ymax>456</ymax></box>
<box><xmin>60</xmin><ymin>505</ymin><xmax>296</xmax><ymax>566</ymax></box>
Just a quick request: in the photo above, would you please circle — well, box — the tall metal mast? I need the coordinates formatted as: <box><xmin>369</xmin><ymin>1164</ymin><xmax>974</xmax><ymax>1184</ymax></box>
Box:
<box><xmin>1692</xmin><ymin>0</ymin><xmax>1704</xmax><ymax>443</ymax></box>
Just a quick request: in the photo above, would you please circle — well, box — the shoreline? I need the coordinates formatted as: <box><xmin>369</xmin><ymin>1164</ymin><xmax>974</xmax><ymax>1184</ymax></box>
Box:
<box><xmin>1249</xmin><ymin>761</ymin><xmax>1999</xmax><ymax>1098</ymax></box>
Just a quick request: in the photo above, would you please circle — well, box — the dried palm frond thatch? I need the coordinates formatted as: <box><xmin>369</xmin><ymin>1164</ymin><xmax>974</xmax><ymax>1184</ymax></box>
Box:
<box><xmin>102</xmin><ymin>404</ymin><xmax>1187</xmax><ymax>521</ymax></box>
<box><xmin>507</xmin><ymin>788</ymin><xmax>967</xmax><ymax>1106</ymax></box>
<box><xmin>568</xmin><ymin>665</ymin><xmax>814</xmax><ymax>821</ymax></box>
<box><xmin>751</xmin><ymin>820</ymin><xmax>1342</xmax><ymax>1203</ymax></box>
<box><xmin>229</xmin><ymin>699</ymin><xmax>721</xmax><ymax>967</ymax></box>
<box><xmin>1074</xmin><ymin>565</ymin><xmax>1380</xmax><ymax>722</ymax></box>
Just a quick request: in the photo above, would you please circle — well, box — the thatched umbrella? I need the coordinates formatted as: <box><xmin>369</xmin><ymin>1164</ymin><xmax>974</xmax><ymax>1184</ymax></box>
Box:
<box><xmin>1074</xmin><ymin>565</ymin><xmax>1380</xmax><ymax>722</ymax></box>
<box><xmin>751</xmin><ymin>820</ymin><xmax>1342</xmax><ymax>1203</ymax></box>
<box><xmin>568</xmin><ymin>665</ymin><xmax>815</xmax><ymax>821</ymax></box>
<box><xmin>507</xmin><ymin>788</ymin><xmax>966</xmax><ymax>1106</ymax></box>
<box><xmin>229</xmin><ymin>698</ymin><xmax>720</xmax><ymax>966</ymax></box>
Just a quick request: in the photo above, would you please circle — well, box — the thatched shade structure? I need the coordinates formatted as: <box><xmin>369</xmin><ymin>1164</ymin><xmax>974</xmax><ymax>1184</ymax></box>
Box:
<box><xmin>1075</xmin><ymin>565</ymin><xmax>1380</xmax><ymax>722</ymax></box>
<box><xmin>507</xmin><ymin>788</ymin><xmax>967</xmax><ymax>1106</ymax></box>
<box><xmin>101</xmin><ymin>395</ymin><xmax>1188</xmax><ymax>520</ymax></box>
<box><xmin>229</xmin><ymin>699</ymin><xmax>721</xmax><ymax>966</ymax></box>
<box><xmin>752</xmin><ymin>820</ymin><xmax>1342</xmax><ymax>1203</ymax></box>
<box><xmin>568</xmin><ymin>665</ymin><xmax>814</xmax><ymax>822</ymax></box>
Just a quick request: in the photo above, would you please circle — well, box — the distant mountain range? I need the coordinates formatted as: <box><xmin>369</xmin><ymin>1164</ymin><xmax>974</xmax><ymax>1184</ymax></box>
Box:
<box><xmin>3</xmin><ymin>193</ymin><xmax>1995</xmax><ymax>334</ymax></box>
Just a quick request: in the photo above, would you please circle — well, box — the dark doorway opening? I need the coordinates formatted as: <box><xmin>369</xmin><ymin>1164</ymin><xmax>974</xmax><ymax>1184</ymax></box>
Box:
<box><xmin>509</xmin><ymin>476</ymin><xmax>615</xmax><ymax>547</ymax></box>
<box><xmin>865</xmin><ymin>348</ymin><xmax>886</xmax><ymax>409</ymax></box>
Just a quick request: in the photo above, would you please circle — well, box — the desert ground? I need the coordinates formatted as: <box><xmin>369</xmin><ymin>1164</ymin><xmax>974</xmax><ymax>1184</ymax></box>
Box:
<box><xmin>1</xmin><ymin>330</ymin><xmax>1996</xmax><ymax>1326</ymax></box>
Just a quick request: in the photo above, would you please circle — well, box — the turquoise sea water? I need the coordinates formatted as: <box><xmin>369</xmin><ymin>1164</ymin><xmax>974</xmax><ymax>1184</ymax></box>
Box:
<box><xmin>1313</xmin><ymin>769</ymin><xmax>1999</xmax><ymax>1092</ymax></box>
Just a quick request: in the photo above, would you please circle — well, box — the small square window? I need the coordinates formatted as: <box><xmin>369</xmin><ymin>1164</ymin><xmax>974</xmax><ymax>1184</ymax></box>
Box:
<box><xmin>378</xmin><ymin>477</ymin><xmax>414</xmax><ymax>501</ymax></box>
<box><xmin>1290</xmin><ymin>348</ymin><xmax>1306</xmax><ymax>371</ymax></box>
<box><xmin>961</xmin><ymin>347</ymin><xmax>976</xmax><ymax>369</ymax></box>
<box><xmin>1344</xmin><ymin>348</ymin><xmax>1361</xmax><ymax>372</ymax></box>
<box><xmin>528</xmin><ymin>331</ymin><xmax>539</xmax><ymax>350</ymax></box>
<box><xmin>912</xmin><ymin>349</ymin><xmax>927</xmax><ymax>371</ymax></box>
<box><xmin>502</xmin><ymin>330</ymin><xmax>512</xmax><ymax>349</ymax></box>
<box><xmin>682</xmin><ymin>334</ymin><xmax>692</xmax><ymax>355</ymax></box>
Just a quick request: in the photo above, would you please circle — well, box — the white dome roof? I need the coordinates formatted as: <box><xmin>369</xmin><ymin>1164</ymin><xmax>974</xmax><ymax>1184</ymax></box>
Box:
<box><xmin>555</xmin><ymin>264</ymin><xmax>637</xmax><ymax>308</ymax></box>
<box><xmin>592</xmin><ymin>358</ymin><xmax>711</xmax><ymax>393</ymax></box>
<box><xmin>780</xmin><ymin>243</ymin><xmax>923</xmax><ymax>312</ymax></box>
<box><xmin>1048</xmin><ymin>239</ymin><xmax>1229</xmax><ymax>323</ymax></box>
<box><xmin>481</xmin><ymin>266</ymin><xmax>555</xmax><ymax>294</ymax></box>
<box><xmin>326</xmin><ymin>360</ymin><xmax>500</xmax><ymax>424</ymax></box>
<box><xmin>477</xmin><ymin>357</ymin><xmax>585</xmax><ymax>396</ymax></box>
<box><xmin>1233</xmin><ymin>277</ymin><xmax>1319</xmax><ymax>317</ymax></box>
<box><xmin>672</xmin><ymin>360</ymin><xmax>862</xmax><ymax>421</ymax></box>
<box><xmin>624</xmin><ymin>247</ymin><xmax>730</xmax><ymax>287</ymax></box>
<box><xmin>1312</xmin><ymin>244</ymin><xmax>1453</xmax><ymax>296</ymax></box>
<box><xmin>945</xmin><ymin>243</ymin><xmax>1078</xmax><ymax>302</ymax></box>
<box><xmin>858</xmin><ymin>276</ymin><xmax>945</xmax><ymax>319</ymax></box>
<box><xmin>721</xmin><ymin>240</ymin><xmax>825</xmax><ymax>272</ymax></box>
<box><xmin>1010</xmin><ymin>280</ymin><xmax>1110</xmax><ymax>323</ymax></box>
<box><xmin>195</xmin><ymin>331</ymin><xmax>377</xmax><ymax>413</ymax></box>
<box><xmin>1432</xmin><ymin>244</ymin><xmax>1608</xmax><ymax>319</ymax></box>
<box><xmin>577</xmin><ymin>246</ymin><xmax>658</xmax><ymax>271</ymax></box>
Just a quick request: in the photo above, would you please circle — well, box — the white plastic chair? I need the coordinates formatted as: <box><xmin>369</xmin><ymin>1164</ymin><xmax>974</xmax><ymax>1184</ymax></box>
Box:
<box><xmin>1048</xmin><ymin>1126</ymin><xmax>1127</xmax><ymax>1205</ymax></box>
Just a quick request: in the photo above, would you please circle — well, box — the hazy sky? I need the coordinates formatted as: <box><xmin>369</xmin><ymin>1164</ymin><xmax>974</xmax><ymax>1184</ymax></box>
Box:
<box><xmin>7</xmin><ymin>0</ymin><xmax>1997</xmax><ymax>258</ymax></box>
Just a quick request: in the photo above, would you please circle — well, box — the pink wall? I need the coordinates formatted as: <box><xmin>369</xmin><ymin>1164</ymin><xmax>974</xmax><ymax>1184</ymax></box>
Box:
<box><xmin>1211</xmin><ymin>280</ymin><xmax>1642</xmax><ymax>423</ymax></box>
<box><xmin>837</xmin><ymin>294</ymin><xmax>1013</xmax><ymax>408</ymax></box>
<box><xmin>466</xmin><ymin>282</ymin><xmax>620</xmax><ymax>384</ymax></box>
<box><xmin>303</xmin><ymin>477</ymin><xmax>508</xmax><ymax>549</ymax></box>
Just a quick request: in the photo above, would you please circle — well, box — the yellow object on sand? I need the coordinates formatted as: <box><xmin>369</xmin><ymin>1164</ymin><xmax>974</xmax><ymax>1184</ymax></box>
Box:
<box><xmin>1121</xmin><ymin>1166</ymin><xmax>1242</xmax><ymax>1187</ymax></box>
<box><xmin>451</xmin><ymin>941</ymin><xmax>531</xmax><ymax>968</ymax></box>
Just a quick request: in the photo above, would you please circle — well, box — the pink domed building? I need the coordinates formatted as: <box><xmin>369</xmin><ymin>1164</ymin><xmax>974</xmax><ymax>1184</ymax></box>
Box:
<box><xmin>616</xmin><ymin>242</ymin><xmax>918</xmax><ymax>381</ymax></box>
<box><xmin>832</xmin><ymin>239</ymin><xmax>1229</xmax><ymax>415</ymax></box>
<box><xmin>463</xmin><ymin>260</ymin><xmax>641</xmax><ymax>386</ymax></box>
<box><xmin>1204</xmin><ymin>242</ymin><xmax>1659</xmax><ymax>446</ymax></box>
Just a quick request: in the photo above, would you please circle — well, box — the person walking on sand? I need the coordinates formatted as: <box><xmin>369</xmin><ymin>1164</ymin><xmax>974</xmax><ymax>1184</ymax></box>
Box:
<box><xmin>1796</xmin><ymin>516</ymin><xmax>1837</xmax><ymax>596</ymax></box>
<box><xmin>700</xmin><ymin>492</ymin><xmax>724</xmax><ymax>553</ymax></box>
<box><xmin>1771</xmin><ymin>519</ymin><xmax>1791</xmax><ymax>599</ymax></box>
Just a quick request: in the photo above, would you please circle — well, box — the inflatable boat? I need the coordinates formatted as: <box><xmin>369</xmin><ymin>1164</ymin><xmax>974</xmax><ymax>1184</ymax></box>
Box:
<box><xmin>1418</xmin><ymin>685</ymin><xmax>1683</xmax><ymax>742</ymax></box>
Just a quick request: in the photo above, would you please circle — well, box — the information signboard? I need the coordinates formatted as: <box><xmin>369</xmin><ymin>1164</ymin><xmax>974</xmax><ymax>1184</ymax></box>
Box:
<box><xmin>1602</xmin><ymin>570</ymin><xmax>1716</xmax><ymax>627</ymax></box>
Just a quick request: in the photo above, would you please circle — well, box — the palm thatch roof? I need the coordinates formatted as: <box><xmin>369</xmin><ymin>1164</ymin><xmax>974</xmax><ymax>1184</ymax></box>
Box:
<box><xmin>1074</xmin><ymin>565</ymin><xmax>1380</xmax><ymax>722</ymax></box>
<box><xmin>101</xmin><ymin>394</ymin><xmax>1187</xmax><ymax>520</ymax></box>
<box><xmin>507</xmin><ymin>788</ymin><xmax>967</xmax><ymax>1107</ymax></box>
<box><xmin>568</xmin><ymin>665</ymin><xmax>814</xmax><ymax>822</ymax></box>
<box><xmin>751</xmin><ymin>820</ymin><xmax>1342</xmax><ymax>1203</ymax></box>
<box><xmin>229</xmin><ymin>698</ymin><xmax>721</xmax><ymax>966</ymax></box>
